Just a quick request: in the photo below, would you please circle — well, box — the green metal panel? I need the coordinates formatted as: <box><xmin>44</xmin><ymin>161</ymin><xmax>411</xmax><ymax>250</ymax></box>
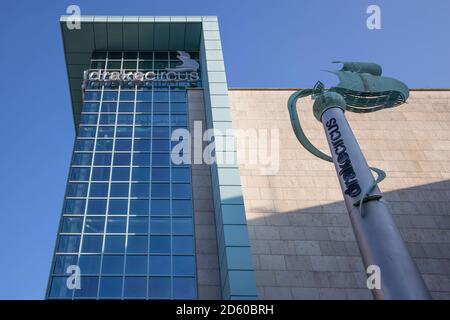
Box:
<box><xmin>93</xmin><ymin>16</ymin><xmax>107</xmax><ymax>50</ymax></box>
<box><xmin>138</xmin><ymin>17</ymin><xmax>154</xmax><ymax>51</ymax></box>
<box><xmin>107</xmin><ymin>17</ymin><xmax>123</xmax><ymax>51</ymax></box>
<box><xmin>185</xmin><ymin>23</ymin><xmax>202</xmax><ymax>51</ymax></box>
<box><xmin>154</xmin><ymin>23</ymin><xmax>170</xmax><ymax>50</ymax></box>
<box><xmin>169</xmin><ymin>22</ymin><xmax>186</xmax><ymax>51</ymax></box>
<box><xmin>122</xmin><ymin>17</ymin><xmax>139</xmax><ymax>51</ymax></box>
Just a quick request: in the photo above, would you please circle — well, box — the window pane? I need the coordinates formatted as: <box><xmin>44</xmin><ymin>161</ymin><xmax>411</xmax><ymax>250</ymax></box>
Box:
<box><xmin>97</xmin><ymin>126</ymin><xmax>115</xmax><ymax>138</ymax></box>
<box><xmin>49</xmin><ymin>277</ymin><xmax>72</xmax><ymax>298</ymax></box>
<box><xmin>101</xmin><ymin>102</ymin><xmax>117</xmax><ymax>112</ymax></box>
<box><xmin>84</xmin><ymin>91</ymin><xmax>101</xmax><ymax>101</ymax></box>
<box><xmin>110</xmin><ymin>183</ymin><xmax>129</xmax><ymax>197</ymax></box>
<box><xmin>107</xmin><ymin>217</ymin><xmax>127</xmax><ymax>233</ymax></box>
<box><xmin>94</xmin><ymin>153</ymin><xmax>112</xmax><ymax>166</ymax></box>
<box><xmin>102</xmin><ymin>255</ymin><xmax>124</xmax><ymax>275</ymax></box>
<box><xmin>151</xmin><ymin>200</ymin><xmax>170</xmax><ymax>215</ymax></box>
<box><xmin>53</xmin><ymin>255</ymin><xmax>78</xmax><ymax>274</ymax></box>
<box><xmin>172</xmin><ymin>236</ymin><xmax>194</xmax><ymax>254</ymax></box>
<box><xmin>132</xmin><ymin>168</ymin><xmax>150</xmax><ymax>181</ymax></box>
<box><xmin>172</xmin><ymin>218</ymin><xmax>193</xmax><ymax>235</ymax></box>
<box><xmin>131</xmin><ymin>183</ymin><xmax>149</xmax><ymax>197</ymax></box>
<box><xmin>89</xmin><ymin>183</ymin><xmax>108</xmax><ymax>197</ymax></box>
<box><xmin>104</xmin><ymin>235</ymin><xmax>125</xmax><ymax>253</ymax></box>
<box><xmin>152</xmin><ymin>139</ymin><xmax>170</xmax><ymax>151</ymax></box>
<box><xmin>79</xmin><ymin>126</ymin><xmax>96</xmax><ymax>137</ymax></box>
<box><xmin>151</xmin><ymin>168</ymin><xmax>169</xmax><ymax>182</ymax></box>
<box><xmin>148</xmin><ymin>277</ymin><xmax>171</xmax><ymax>299</ymax></box>
<box><xmin>81</xmin><ymin>235</ymin><xmax>103</xmax><ymax>253</ymax></box>
<box><xmin>117</xmin><ymin>114</ymin><xmax>133</xmax><ymax>125</ymax></box>
<box><xmin>124</xmin><ymin>277</ymin><xmax>147</xmax><ymax>298</ymax></box>
<box><xmin>113</xmin><ymin>153</ymin><xmax>131</xmax><ymax>166</ymax></box>
<box><xmin>91</xmin><ymin>167</ymin><xmax>110</xmax><ymax>181</ymax></box>
<box><xmin>67</xmin><ymin>183</ymin><xmax>88</xmax><ymax>197</ymax></box>
<box><xmin>116</xmin><ymin>126</ymin><xmax>133</xmax><ymax>138</ymax></box>
<box><xmin>172</xmin><ymin>167</ymin><xmax>190</xmax><ymax>182</ymax></box>
<box><xmin>120</xmin><ymin>90</ymin><xmax>135</xmax><ymax>100</ymax></box>
<box><xmin>72</xmin><ymin>154</ymin><xmax>92</xmax><ymax>166</ymax></box>
<box><xmin>83</xmin><ymin>102</ymin><xmax>100</xmax><ymax>112</ymax></box>
<box><xmin>137</xmin><ymin>91</ymin><xmax>152</xmax><ymax>101</ymax></box>
<box><xmin>64</xmin><ymin>199</ymin><xmax>86</xmax><ymax>214</ymax></box>
<box><xmin>108</xmin><ymin>199</ymin><xmax>128</xmax><ymax>215</ymax></box>
<box><xmin>119</xmin><ymin>102</ymin><xmax>134</xmax><ymax>112</ymax></box>
<box><xmin>149</xmin><ymin>255</ymin><xmax>170</xmax><ymax>275</ymax></box>
<box><xmin>133</xmin><ymin>153</ymin><xmax>150</xmax><ymax>166</ymax></box>
<box><xmin>126</xmin><ymin>256</ymin><xmax>148</xmax><ymax>275</ymax></box>
<box><xmin>152</xmin><ymin>127</ymin><xmax>170</xmax><ymax>138</ymax></box>
<box><xmin>129</xmin><ymin>217</ymin><xmax>148</xmax><ymax>234</ymax></box>
<box><xmin>136</xmin><ymin>102</ymin><xmax>151</xmax><ymax>112</ymax></box>
<box><xmin>130</xmin><ymin>199</ymin><xmax>149</xmax><ymax>215</ymax></box>
<box><xmin>154</xmin><ymin>91</ymin><xmax>169</xmax><ymax>101</ymax></box>
<box><xmin>103</xmin><ymin>91</ymin><xmax>118</xmax><ymax>101</ymax></box>
<box><xmin>95</xmin><ymin>139</ymin><xmax>113</xmax><ymax>151</ymax></box>
<box><xmin>61</xmin><ymin>217</ymin><xmax>83</xmax><ymax>233</ymax></box>
<box><xmin>172</xmin><ymin>184</ymin><xmax>192</xmax><ymax>198</ymax></box>
<box><xmin>80</xmin><ymin>113</ymin><xmax>98</xmax><ymax>124</ymax></box>
<box><xmin>58</xmin><ymin>235</ymin><xmax>80</xmax><ymax>253</ymax></box>
<box><xmin>173</xmin><ymin>256</ymin><xmax>195</xmax><ymax>276</ymax></box>
<box><xmin>87</xmin><ymin>199</ymin><xmax>107</xmax><ymax>215</ymax></box>
<box><xmin>149</xmin><ymin>236</ymin><xmax>170</xmax><ymax>253</ymax></box>
<box><xmin>172</xmin><ymin>200</ymin><xmax>192</xmax><ymax>216</ymax></box>
<box><xmin>173</xmin><ymin>277</ymin><xmax>196</xmax><ymax>299</ymax></box>
<box><xmin>153</xmin><ymin>114</ymin><xmax>169</xmax><ymax>126</ymax></box>
<box><xmin>171</xmin><ymin>102</ymin><xmax>187</xmax><ymax>113</ymax></box>
<box><xmin>112</xmin><ymin>167</ymin><xmax>130</xmax><ymax>181</ymax></box>
<box><xmin>70</xmin><ymin>167</ymin><xmax>90</xmax><ymax>181</ymax></box>
<box><xmin>79</xmin><ymin>255</ymin><xmax>101</xmax><ymax>274</ymax></box>
<box><xmin>74</xmin><ymin>276</ymin><xmax>99</xmax><ymax>298</ymax></box>
<box><xmin>134</xmin><ymin>127</ymin><xmax>151</xmax><ymax>138</ymax></box>
<box><xmin>115</xmin><ymin>139</ymin><xmax>132</xmax><ymax>151</ymax></box>
<box><xmin>151</xmin><ymin>183</ymin><xmax>170</xmax><ymax>198</ymax></box>
<box><xmin>127</xmin><ymin>235</ymin><xmax>148</xmax><ymax>253</ymax></box>
<box><xmin>133</xmin><ymin>140</ymin><xmax>151</xmax><ymax>151</ymax></box>
<box><xmin>153</xmin><ymin>102</ymin><xmax>169</xmax><ymax>113</ymax></box>
<box><xmin>84</xmin><ymin>217</ymin><xmax>105</xmax><ymax>233</ymax></box>
<box><xmin>152</xmin><ymin>153</ymin><xmax>170</xmax><ymax>166</ymax></box>
<box><xmin>99</xmin><ymin>114</ymin><xmax>116</xmax><ymax>125</ymax></box>
<box><xmin>150</xmin><ymin>218</ymin><xmax>170</xmax><ymax>234</ymax></box>
<box><xmin>99</xmin><ymin>277</ymin><xmax>123</xmax><ymax>298</ymax></box>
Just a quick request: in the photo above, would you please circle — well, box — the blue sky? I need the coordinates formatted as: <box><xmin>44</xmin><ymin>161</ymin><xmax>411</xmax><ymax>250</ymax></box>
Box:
<box><xmin>0</xmin><ymin>0</ymin><xmax>449</xmax><ymax>299</ymax></box>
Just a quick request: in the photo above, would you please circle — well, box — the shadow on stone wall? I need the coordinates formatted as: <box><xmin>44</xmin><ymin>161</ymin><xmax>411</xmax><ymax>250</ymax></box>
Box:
<box><xmin>244</xmin><ymin>179</ymin><xmax>450</xmax><ymax>300</ymax></box>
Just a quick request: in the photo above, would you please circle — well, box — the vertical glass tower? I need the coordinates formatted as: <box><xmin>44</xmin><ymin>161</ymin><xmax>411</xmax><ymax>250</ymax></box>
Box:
<box><xmin>48</xmin><ymin>16</ymin><xmax>257</xmax><ymax>300</ymax></box>
<box><xmin>48</xmin><ymin>51</ymin><xmax>198</xmax><ymax>299</ymax></box>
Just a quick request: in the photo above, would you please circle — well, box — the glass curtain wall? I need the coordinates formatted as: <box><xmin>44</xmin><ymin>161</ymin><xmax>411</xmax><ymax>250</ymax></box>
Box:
<box><xmin>47</xmin><ymin>51</ymin><xmax>199</xmax><ymax>299</ymax></box>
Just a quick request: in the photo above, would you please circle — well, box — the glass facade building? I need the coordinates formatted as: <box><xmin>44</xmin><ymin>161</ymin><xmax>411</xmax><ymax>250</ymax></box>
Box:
<box><xmin>48</xmin><ymin>16</ymin><xmax>257</xmax><ymax>300</ymax></box>
<box><xmin>48</xmin><ymin>51</ymin><xmax>199</xmax><ymax>299</ymax></box>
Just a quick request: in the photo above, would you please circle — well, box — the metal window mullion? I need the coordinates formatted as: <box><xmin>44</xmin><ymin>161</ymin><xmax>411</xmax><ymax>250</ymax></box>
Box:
<box><xmin>168</xmin><ymin>82</ymin><xmax>174</xmax><ymax>299</ymax></box>
<box><xmin>122</xmin><ymin>68</ymin><xmax>138</xmax><ymax>299</ymax></box>
<box><xmin>76</xmin><ymin>64</ymin><xmax>105</xmax><ymax>300</ymax></box>
<box><xmin>147</xmin><ymin>66</ymin><xmax>154</xmax><ymax>299</ymax></box>
<box><xmin>96</xmin><ymin>51</ymin><xmax>119</xmax><ymax>300</ymax></box>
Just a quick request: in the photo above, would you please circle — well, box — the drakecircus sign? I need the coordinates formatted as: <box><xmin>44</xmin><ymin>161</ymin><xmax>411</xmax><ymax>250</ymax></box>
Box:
<box><xmin>84</xmin><ymin>69</ymin><xmax>200</xmax><ymax>84</ymax></box>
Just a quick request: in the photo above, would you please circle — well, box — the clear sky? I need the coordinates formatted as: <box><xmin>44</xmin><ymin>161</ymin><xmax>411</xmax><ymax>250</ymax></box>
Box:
<box><xmin>0</xmin><ymin>0</ymin><xmax>449</xmax><ymax>299</ymax></box>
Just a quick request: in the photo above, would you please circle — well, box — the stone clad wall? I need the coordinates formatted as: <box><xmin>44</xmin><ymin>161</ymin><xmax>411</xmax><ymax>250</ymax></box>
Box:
<box><xmin>229</xmin><ymin>89</ymin><xmax>450</xmax><ymax>299</ymax></box>
<box><xmin>188</xmin><ymin>90</ymin><xmax>222</xmax><ymax>299</ymax></box>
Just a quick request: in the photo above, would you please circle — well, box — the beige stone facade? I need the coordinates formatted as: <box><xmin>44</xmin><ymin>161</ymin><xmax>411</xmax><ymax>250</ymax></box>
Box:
<box><xmin>228</xmin><ymin>89</ymin><xmax>450</xmax><ymax>299</ymax></box>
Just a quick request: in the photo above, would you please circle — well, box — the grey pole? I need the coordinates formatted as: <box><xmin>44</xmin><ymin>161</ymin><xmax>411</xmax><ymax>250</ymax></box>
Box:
<box><xmin>318</xmin><ymin>100</ymin><xmax>431</xmax><ymax>299</ymax></box>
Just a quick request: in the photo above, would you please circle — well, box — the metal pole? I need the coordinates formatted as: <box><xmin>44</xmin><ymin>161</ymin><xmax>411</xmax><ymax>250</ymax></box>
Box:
<box><xmin>320</xmin><ymin>106</ymin><xmax>431</xmax><ymax>300</ymax></box>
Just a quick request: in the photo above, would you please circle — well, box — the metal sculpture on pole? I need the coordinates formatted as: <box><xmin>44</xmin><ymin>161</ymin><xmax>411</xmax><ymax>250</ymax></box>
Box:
<box><xmin>288</xmin><ymin>62</ymin><xmax>431</xmax><ymax>300</ymax></box>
